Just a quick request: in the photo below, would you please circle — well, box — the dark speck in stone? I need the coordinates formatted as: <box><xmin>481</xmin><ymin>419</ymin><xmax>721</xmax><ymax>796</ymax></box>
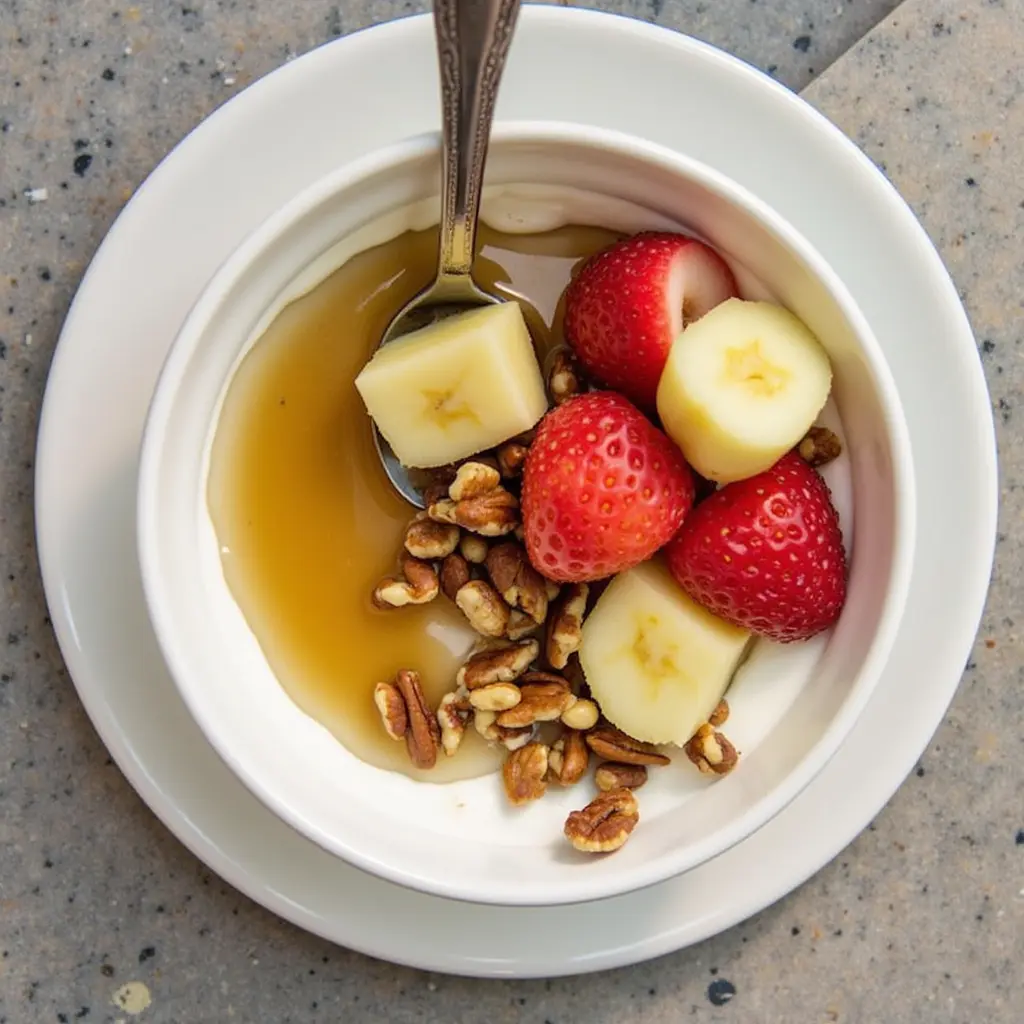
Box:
<box><xmin>105</xmin><ymin>138</ymin><xmax>114</xmax><ymax>149</ymax></box>
<box><xmin>75</xmin><ymin>1010</ymin><xmax>90</xmax><ymax>1020</ymax></box>
<box><xmin>965</xmin><ymin>177</ymin><xmax>977</xmax><ymax>186</ymax></box>
<box><xmin>710</xmin><ymin>966</ymin><xmax>719</xmax><ymax>975</ymax></box>
<box><xmin>916</xmin><ymin>766</ymin><xmax>925</xmax><ymax>777</ymax></box>
<box><xmin>39</xmin><ymin>268</ymin><xmax>51</xmax><ymax>281</ymax></box>
<box><xmin>58</xmin><ymin>1015</ymin><xmax>68</xmax><ymax>1023</ymax></box>
<box><xmin>100</xmin><ymin>965</ymin><xmax>114</xmax><ymax>978</ymax></box>
<box><xmin>138</xmin><ymin>946</ymin><xmax>156</xmax><ymax>963</ymax></box>
<box><xmin>1015</xmin><ymin>829</ymin><xmax>1023</xmax><ymax>845</ymax></box>
<box><xmin>43</xmin><ymin>858</ymin><xmax>53</xmax><ymax>868</ymax></box>
<box><xmin>73</xmin><ymin>154</ymin><xmax>93</xmax><ymax>177</ymax></box>
<box><xmin>793</xmin><ymin>35</ymin><xmax>812</xmax><ymax>52</ymax></box>
<box><xmin>0</xmin><ymin>341</ymin><xmax>6</xmax><ymax>360</ymax></box>
<box><xmin>791</xmin><ymin>926</ymin><xmax>801</xmax><ymax>935</ymax></box>
<box><xmin>707</xmin><ymin>979</ymin><xmax>736</xmax><ymax>1006</ymax></box>
<box><xmin>982</xmin><ymin>340</ymin><xmax>996</xmax><ymax>353</ymax></box>
<box><xmin>766</xmin><ymin>63</ymin><xmax>778</xmax><ymax>75</ymax></box>
<box><xmin>74</xmin><ymin>138</ymin><xmax>89</xmax><ymax>151</ymax></box>
<box><xmin>101</xmin><ymin>68</ymin><xmax>115</xmax><ymax>81</ymax></box>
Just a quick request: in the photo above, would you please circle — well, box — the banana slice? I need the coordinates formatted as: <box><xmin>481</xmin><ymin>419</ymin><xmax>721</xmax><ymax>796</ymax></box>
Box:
<box><xmin>580</xmin><ymin>560</ymin><xmax>750</xmax><ymax>747</ymax></box>
<box><xmin>656</xmin><ymin>298</ymin><xmax>832</xmax><ymax>483</ymax></box>
<box><xmin>355</xmin><ymin>302</ymin><xmax>547</xmax><ymax>468</ymax></box>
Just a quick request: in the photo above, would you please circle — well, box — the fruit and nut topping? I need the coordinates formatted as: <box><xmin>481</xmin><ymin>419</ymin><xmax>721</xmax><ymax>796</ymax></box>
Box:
<box><xmin>359</xmin><ymin>229</ymin><xmax>849</xmax><ymax>855</ymax></box>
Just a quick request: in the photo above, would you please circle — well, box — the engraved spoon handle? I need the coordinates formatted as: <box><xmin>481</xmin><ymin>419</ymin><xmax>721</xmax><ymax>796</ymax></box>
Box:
<box><xmin>433</xmin><ymin>0</ymin><xmax>522</xmax><ymax>281</ymax></box>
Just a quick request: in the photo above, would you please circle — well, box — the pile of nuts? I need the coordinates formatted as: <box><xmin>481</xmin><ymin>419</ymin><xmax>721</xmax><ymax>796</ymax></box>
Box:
<box><xmin>370</xmin><ymin>433</ymin><xmax>740</xmax><ymax>855</ymax></box>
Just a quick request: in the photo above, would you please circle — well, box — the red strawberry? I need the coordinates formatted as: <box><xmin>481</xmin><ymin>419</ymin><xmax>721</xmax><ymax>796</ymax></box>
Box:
<box><xmin>665</xmin><ymin>452</ymin><xmax>846</xmax><ymax>642</ymax></box>
<box><xmin>563</xmin><ymin>232</ymin><xmax>738</xmax><ymax>409</ymax></box>
<box><xmin>522</xmin><ymin>391</ymin><xmax>695</xmax><ymax>582</ymax></box>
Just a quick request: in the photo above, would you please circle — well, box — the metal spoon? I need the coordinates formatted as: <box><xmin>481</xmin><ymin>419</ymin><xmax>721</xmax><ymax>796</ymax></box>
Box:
<box><xmin>372</xmin><ymin>0</ymin><xmax>523</xmax><ymax>507</ymax></box>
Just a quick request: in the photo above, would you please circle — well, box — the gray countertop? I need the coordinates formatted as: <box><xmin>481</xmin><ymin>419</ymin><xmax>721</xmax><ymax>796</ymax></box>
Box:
<box><xmin>1</xmin><ymin>0</ymin><xmax>1020</xmax><ymax>1021</ymax></box>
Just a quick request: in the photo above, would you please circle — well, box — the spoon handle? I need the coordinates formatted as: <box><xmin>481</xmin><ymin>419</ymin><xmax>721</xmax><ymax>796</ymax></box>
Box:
<box><xmin>433</xmin><ymin>0</ymin><xmax>522</xmax><ymax>281</ymax></box>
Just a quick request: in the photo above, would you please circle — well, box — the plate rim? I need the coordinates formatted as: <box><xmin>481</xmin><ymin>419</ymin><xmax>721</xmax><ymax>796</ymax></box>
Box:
<box><xmin>34</xmin><ymin>6</ymin><xmax>998</xmax><ymax>978</ymax></box>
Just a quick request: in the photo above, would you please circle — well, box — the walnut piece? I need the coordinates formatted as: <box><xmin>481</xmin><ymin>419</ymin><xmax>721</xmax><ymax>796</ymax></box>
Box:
<box><xmin>485</xmin><ymin>541</ymin><xmax>549</xmax><ymax>624</ymax></box>
<box><xmin>708</xmin><ymin>699</ymin><xmax>730</xmax><ymax>728</ymax></box>
<box><xmin>436</xmin><ymin>691</ymin><xmax>468</xmax><ymax>757</ymax></box>
<box><xmin>546</xmin><ymin>582</ymin><xmax>589</xmax><ymax>669</ymax></box>
<box><xmin>449</xmin><ymin>461</ymin><xmax>502</xmax><ymax>501</ymax></box>
<box><xmin>439</xmin><ymin>552</ymin><xmax>471</xmax><ymax>602</ymax></box>
<box><xmin>585</xmin><ymin>724</ymin><xmax>671</xmax><ymax>766</ymax></box>
<box><xmin>684</xmin><ymin>723</ymin><xmax>739</xmax><ymax>776</ymax></box>
<box><xmin>373</xmin><ymin>681</ymin><xmax>407</xmax><ymax>741</ymax></box>
<box><xmin>459</xmin><ymin>534</ymin><xmax>489</xmax><ymax>564</ymax></box>
<box><xmin>371</xmin><ymin>553</ymin><xmax>439</xmax><ymax>609</ymax></box>
<box><xmin>496</xmin><ymin>673</ymin><xmax>575</xmax><ymax>728</ymax></box>
<box><xmin>468</xmin><ymin>681</ymin><xmax>522</xmax><ymax>712</ymax></box>
<box><xmin>564</xmin><ymin>788</ymin><xmax>639</xmax><ymax>853</ymax></box>
<box><xmin>404</xmin><ymin>512</ymin><xmax>460</xmax><ymax>560</ymax></box>
<box><xmin>502</xmin><ymin>742</ymin><xmax>550</xmax><ymax>805</ymax></box>
<box><xmin>548</xmin><ymin>348</ymin><xmax>583</xmax><ymax>405</ymax></box>
<box><xmin>560</xmin><ymin>697</ymin><xmax>599</xmax><ymax>732</ymax></box>
<box><xmin>548</xmin><ymin>729</ymin><xmax>589</xmax><ymax>786</ymax></box>
<box><xmin>594</xmin><ymin>762</ymin><xmax>648</xmax><ymax>791</ymax></box>
<box><xmin>455</xmin><ymin>580</ymin><xmax>512</xmax><ymax>637</ymax></box>
<box><xmin>456</xmin><ymin>640</ymin><xmax>539</xmax><ymax>689</ymax></box>
<box><xmin>797</xmin><ymin>425</ymin><xmax>843</xmax><ymax>467</ymax></box>
<box><xmin>392</xmin><ymin>669</ymin><xmax>440</xmax><ymax>770</ymax></box>
<box><xmin>496</xmin><ymin>441</ymin><xmax>529</xmax><ymax>479</ymax></box>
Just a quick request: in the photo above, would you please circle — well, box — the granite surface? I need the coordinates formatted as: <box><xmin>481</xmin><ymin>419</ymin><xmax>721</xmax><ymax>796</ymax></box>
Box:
<box><xmin>1</xmin><ymin>0</ymin><xmax>1020</xmax><ymax>1021</ymax></box>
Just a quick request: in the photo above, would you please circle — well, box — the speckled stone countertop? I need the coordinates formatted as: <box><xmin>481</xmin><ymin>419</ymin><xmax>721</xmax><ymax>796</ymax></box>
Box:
<box><xmin>1</xmin><ymin>0</ymin><xmax>1020</xmax><ymax>1021</ymax></box>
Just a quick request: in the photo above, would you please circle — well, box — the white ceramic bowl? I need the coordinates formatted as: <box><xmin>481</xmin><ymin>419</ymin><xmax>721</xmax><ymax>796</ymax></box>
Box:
<box><xmin>137</xmin><ymin>122</ymin><xmax>915</xmax><ymax>906</ymax></box>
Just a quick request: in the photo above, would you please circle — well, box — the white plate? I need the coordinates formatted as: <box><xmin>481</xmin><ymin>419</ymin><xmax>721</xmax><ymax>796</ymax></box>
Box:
<box><xmin>35</xmin><ymin>8</ymin><xmax>996</xmax><ymax>977</ymax></box>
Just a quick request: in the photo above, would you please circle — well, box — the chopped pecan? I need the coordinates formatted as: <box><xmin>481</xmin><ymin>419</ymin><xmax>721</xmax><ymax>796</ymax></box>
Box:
<box><xmin>429</xmin><ymin>490</ymin><xmax>520</xmax><ymax>537</ymax></box>
<box><xmin>394</xmin><ymin>669</ymin><xmax>440</xmax><ymax>770</ymax></box>
<box><xmin>439</xmin><ymin>551</ymin><xmax>471</xmax><ymax>602</ymax></box>
<box><xmin>473</xmin><ymin>708</ymin><xmax>498</xmax><ymax>741</ymax></box>
<box><xmin>373</xmin><ymin>681</ymin><xmax>407</xmax><ymax>741</ymax></box>
<box><xmin>449</xmin><ymin>461</ymin><xmax>502</xmax><ymax>501</ymax></box>
<box><xmin>708</xmin><ymin>699</ymin><xmax>730</xmax><ymax>728</ymax></box>
<box><xmin>455</xmin><ymin>580</ymin><xmax>512</xmax><ymax>637</ymax></box>
<box><xmin>502</xmin><ymin>742</ymin><xmax>549</xmax><ymax>805</ymax></box>
<box><xmin>498</xmin><ymin>725</ymin><xmax>535</xmax><ymax>751</ymax></box>
<box><xmin>506</xmin><ymin>609</ymin><xmax>541</xmax><ymax>640</ymax></box>
<box><xmin>459</xmin><ymin>534</ymin><xmax>489</xmax><ymax>564</ymax></box>
<box><xmin>548</xmin><ymin>348</ymin><xmax>583</xmax><ymax>405</ymax></box>
<box><xmin>564</xmin><ymin>788</ymin><xmax>639</xmax><ymax>853</ymax></box>
<box><xmin>546</xmin><ymin>582</ymin><xmax>588</xmax><ymax>669</ymax></box>
<box><xmin>684</xmin><ymin>724</ymin><xmax>739</xmax><ymax>776</ymax></box>
<box><xmin>585</xmin><ymin>724</ymin><xmax>670</xmax><ymax>766</ymax></box>
<box><xmin>436</xmin><ymin>691</ymin><xmax>468</xmax><ymax>757</ymax></box>
<box><xmin>496</xmin><ymin>673</ymin><xmax>575</xmax><ymax>728</ymax></box>
<box><xmin>797</xmin><ymin>426</ymin><xmax>842</xmax><ymax>467</ymax></box>
<box><xmin>594</xmin><ymin>762</ymin><xmax>648</xmax><ymax>791</ymax></box>
<box><xmin>404</xmin><ymin>512</ymin><xmax>461</xmax><ymax>560</ymax></box>
<box><xmin>468</xmin><ymin>681</ymin><xmax>522</xmax><ymax>712</ymax></box>
<box><xmin>485</xmin><ymin>541</ymin><xmax>549</xmax><ymax>624</ymax></box>
<box><xmin>371</xmin><ymin>553</ymin><xmax>440</xmax><ymax>608</ymax></box>
<box><xmin>496</xmin><ymin>440</ymin><xmax>529</xmax><ymax>479</ymax></box>
<box><xmin>548</xmin><ymin>729</ymin><xmax>589</xmax><ymax>786</ymax></box>
<box><xmin>456</xmin><ymin>639</ymin><xmax>539</xmax><ymax>689</ymax></box>
<box><xmin>560</xmin><ymin>697</ymin><xmax>599</xmax><ymax>732</ymax></box>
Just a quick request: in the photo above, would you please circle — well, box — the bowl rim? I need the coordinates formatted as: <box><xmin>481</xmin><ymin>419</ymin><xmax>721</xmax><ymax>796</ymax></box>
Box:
<box><xmin>137</xmin><ymin>120</ymin><xmax>916</xmax><ymax>906</ymax></box>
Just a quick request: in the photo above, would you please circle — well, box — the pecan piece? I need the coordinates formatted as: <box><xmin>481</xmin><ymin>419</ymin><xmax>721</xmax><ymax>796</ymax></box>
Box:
<box><xmin>457</xmin><ymin>639</ymin><xmax>539</xmax><ymax>689</ymax></box>
<box><xmin>564</xmin><ymin>788</ymin><xmax>639</xmax><ymax>853</ymax></box>
<box><xmin>560</xmin><ymin>697</ymin><xmax>599</xmax><ymax>732</ymax></box>
<box><xmin>498</xmin><ymin>725</ymin><xmax>536</xmax><ymax>752</ymax></box>
<box><xmin>404</xmin><ymin>512</ymin><xmax>461</xmax><ymax>560</ymax></box>
<box><xmin>455</xmin><ymin>580</ymin><xmax>512</xmax><ymax>637</ymax></box>
<box><xmin>502</xmin><ymin>742</ymin><xmax>549</xmax><ymax>805</ymax></box>
<box><xmin>373</xmin><ymin>681</ymin><xmax>407</xmax><ymax>741</ymax></box>
<box><xmin>585</xmin><ymin>724</ymin><xmax>670</xmax><ymax>766</ymax></box>
<box><xmin>506</xmin><ymin>609</ymin><xmax>541</xmax><ymax>640</ymax></box>
<box><xmin>594</xmin><ymin>762</ymin><xmax>648</xmax><ymax>791</ymax></box>
<box><xmin>439</xmin><ymin>551</ymin><xmax>471</xmax><ymax>602</ymax></box>
<box><xmin>371</xmin><ymin>552</ymin><xmax>439</xmax><ymax>609</ymax></box>
<box><xmin>708</xmin><ymin>699</ymin><xmax>730</xmax><ymax>728</ymax></box>
<box><xmin>546</xmin><ymin>582</ymin><xmax>589</xmax><ymax>669</ymax></box>
<box><xmin>449</xmin><ymin>461</ymin><xmax>502</xmax><ymax>501</ymax></box>
<box><xmin>393</xmin><ymin>670</ymin><xmax>440</xmax><ymax>770</ymax></box>
<box><xmin>459</xmin><ymin>534</ymin><xmax>489</xmax><ymax>564</ymax></box>
<box><xmin>496</xmin><ymin>672</ymin><xmax>575</xmax><ymax>728</ymax></box>
<box><xmin>548</xmin><ymin>348</ymin><xmax>583</xmax><ymax>405</ymax></box>
<box><xmin>797</xmin><ymin>426</ymin><xmax>842</xmax><ymax>467</ymax></box>
<box><xmin>548</xmin><ymin>729</ymin><xmax>589</xmax><ymax>786</ymax></box>
<box><xmin>436</xmin><ymin>691</ymin><xmax>468</xmax><ymax>757</ymax></box>
<box><xmin>684</xmin><ymin>724</ymin><xmax>739</xmax><ymax>776</ymax></box>
<box><xmin>468</xmin><ymin>682</ymin><xmax>522</xmax><ymax>712</ymax></box>
<box><xmin>485</xmin><ymin>541</ymin><xmax>549</xmax><ymax>624</ymax></box>
<box><xmin>496</xmin><ymin>440</ymin><xmax>529</xmax><ymax>479</ymax></box>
